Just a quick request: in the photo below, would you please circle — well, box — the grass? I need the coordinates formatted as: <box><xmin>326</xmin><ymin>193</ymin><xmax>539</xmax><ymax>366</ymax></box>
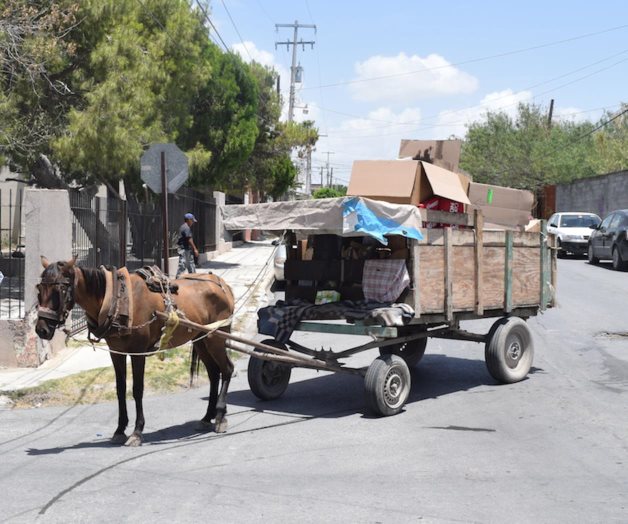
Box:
<box><xmin>1</xmin><ymin>347</ymin><xmax>222</xmax><ymax>409</ymax></box>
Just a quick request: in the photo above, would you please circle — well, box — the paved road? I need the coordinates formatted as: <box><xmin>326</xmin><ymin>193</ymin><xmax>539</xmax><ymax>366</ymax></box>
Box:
<box><xmin>1</xmin><ymin>257</ymin><xmax>627</xmax><ymax>523</ymax></box>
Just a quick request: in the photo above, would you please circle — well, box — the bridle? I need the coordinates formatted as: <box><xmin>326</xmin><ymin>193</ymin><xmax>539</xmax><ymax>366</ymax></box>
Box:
<box><xmin>37</xmin><ymin>272</ymin><xmax>76</xmax><ymax>328</ymax></box>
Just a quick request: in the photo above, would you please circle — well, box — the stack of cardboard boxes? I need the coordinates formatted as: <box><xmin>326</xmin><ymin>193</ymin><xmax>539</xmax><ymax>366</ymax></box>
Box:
<box><xmin>346</xmin><ymin>139</ymin><xmax>535</xmax><ymax>230</ymax></box>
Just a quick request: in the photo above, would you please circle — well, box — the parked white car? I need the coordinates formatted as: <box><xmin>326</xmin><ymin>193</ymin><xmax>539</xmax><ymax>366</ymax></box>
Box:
<box><xmin>547</xmin><ymin>212</ymin><xmax>601</xmax><ymax>257</ymax></box>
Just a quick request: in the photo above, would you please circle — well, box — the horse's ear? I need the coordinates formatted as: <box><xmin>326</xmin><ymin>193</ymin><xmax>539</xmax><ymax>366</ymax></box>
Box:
<box><xmin>66</xmin><ymin>255</ymin><xmax>77</xmax><ymax>269</ymax></box>
<box><xmin>40</xmin><ymin>256</ymin><xmax>50</xmax><ymax>269</ymax></box>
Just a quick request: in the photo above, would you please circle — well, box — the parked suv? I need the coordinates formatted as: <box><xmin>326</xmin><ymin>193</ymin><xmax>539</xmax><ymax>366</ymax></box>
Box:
<box><xmin>547</xmin><ymin>212</ymin><xmax>601</xmax><ymax>257</ymax></box>
<box><xmin>588</xmin><ymin>209</ymin><xmax>628</xmax><ymax>270</ymax></box>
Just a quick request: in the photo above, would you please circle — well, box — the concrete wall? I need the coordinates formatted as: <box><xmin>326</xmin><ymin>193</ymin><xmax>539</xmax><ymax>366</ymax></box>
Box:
<box><xmin>556</xmin><ymin>170</ymin><xmax>628</xmax><ymax>218</ymax></box>
<box><xmin>15</xmin><ymin>190</ymin><xmax>72</xmax><ymax>366</ymax></box>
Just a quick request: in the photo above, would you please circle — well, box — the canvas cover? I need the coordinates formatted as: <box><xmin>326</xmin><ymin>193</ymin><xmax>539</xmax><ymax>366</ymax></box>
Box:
<box><xmin>221</xmin><ymin>196</ymin><xmax>425</xmax><ymax>244</ymax></box>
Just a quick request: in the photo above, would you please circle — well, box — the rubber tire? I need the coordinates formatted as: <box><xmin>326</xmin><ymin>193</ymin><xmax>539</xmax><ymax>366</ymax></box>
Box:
<box><xmin>485</xmin><ymin>317</ymin><xmax>534</xmax><ymax>384</ymax></box>
<box><xmin>364</xmin><ymin>354</ymin><xmax>411</xmax><ymax>417</ymax></box>
<box><xmin>587</xmin><ymin>244</ymin><xmax>599</xmax><ymax>265</ymax></box>
<box><xmin>379</xmin><ymin>337</ymin><xmax>427</xmax><ymax>367</ymax></box>
<box><xmin>612</xmin><ymin>246</ymin><xmax>627</xmax><ymax>271</ymax></box>
<box><xmin>556</xmin><ymin>239</ymin><xmax>566</xmax><ymax>259</ymax></box>
<box><xmin>247</xmin><ymin>339</ymin><xmax>292</xmax><ymax>401</ymax></box>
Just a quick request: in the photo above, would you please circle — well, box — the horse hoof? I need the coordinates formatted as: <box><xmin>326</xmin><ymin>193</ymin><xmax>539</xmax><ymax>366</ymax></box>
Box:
<box><xmin>215</xmin><ymin>419</ymin><xmax>228</xmax><ymax>434</ymax></box>
<box><xmin>111</xmin><ymin>433</ymin><xmax>127</xmax><ymax>445</ymax></box>
<box><xmin>124</xmin><ymin>434</ymin><xmax>143</xmax><ymax>447</ymax></box>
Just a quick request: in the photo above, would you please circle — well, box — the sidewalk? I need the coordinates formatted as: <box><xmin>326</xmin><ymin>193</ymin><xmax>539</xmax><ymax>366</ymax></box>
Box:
<box><xmin>0</xmin><ymin>241</ymin><xmax>277</xmax><ymax>392</ymax></box>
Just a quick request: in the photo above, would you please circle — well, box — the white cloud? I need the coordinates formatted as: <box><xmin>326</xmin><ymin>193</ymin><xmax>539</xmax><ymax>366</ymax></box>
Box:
<box><xmin>312</xmin><ymin>107</ymin><xmax>423</xmax><ymax>184</ymax></box>
<box><xmin>349</xmin><ymin>53</ymin><xmax>478</xmax><ymax>104</ymax></box>
<box><xmin>232</xmin><ymin>41</ymin><xmax>276</xmax><ymax>68</ymax></box>
<box><xmin>435</xmin><ymin>89</ymin><xmax>533</xmax><ymax>138</ymax></box>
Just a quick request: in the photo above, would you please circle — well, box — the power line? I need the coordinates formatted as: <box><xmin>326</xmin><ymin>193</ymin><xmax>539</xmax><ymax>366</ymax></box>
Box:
<box><xmin>314</xmin><ymin>49</ymin><xmax>628</xmax><ymax>130</ymax></box>
<box><xmin>567</xmin><ymin>106</ymin><xmax>628</xmax><ymax>145</ymax></box>
<box><xmin>220</xmin><ymin>0</ymin><xmax>253</xmax><ymax>61</ymax></box>
<box><xmin>302</xmin><ymin>23</ymin><xmax>628</xmax><ymax>90</ymax></box>
<box><xmin>194</xmin><ymin>0</ymin><xmax>230</xmax><ymax>52</ymax></box>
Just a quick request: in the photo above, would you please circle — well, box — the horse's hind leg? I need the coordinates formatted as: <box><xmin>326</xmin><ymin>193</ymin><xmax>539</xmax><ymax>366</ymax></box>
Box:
<box><xmin>192</xmin><ymin>341</ymin><xmax>220</xmax><ymax>430</ymax></box>
<box><xmin>124</xmin><ymin>355</ymin><xmax>146</xmax><ymax>447</ymax></box>
<box><xmin>110</xmin><ymin>353</ymin><xmax>129</xmax><ymax>445</ymax></box>
<box><xmin>206</xmin><ymin>335</ymin><xmax>234</xmax><ymax>434</ymax></box>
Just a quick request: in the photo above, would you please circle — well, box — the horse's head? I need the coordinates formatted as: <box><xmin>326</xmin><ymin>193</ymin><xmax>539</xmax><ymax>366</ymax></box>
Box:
<box><xmin>35</xmin><ymin>256</ymin><xmax>77</xmax><ymax>340</ymax></box>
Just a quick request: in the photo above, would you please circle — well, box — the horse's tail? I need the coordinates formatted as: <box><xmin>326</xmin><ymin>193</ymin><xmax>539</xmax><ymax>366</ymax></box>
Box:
<box><xmin>189</xmin><ymin>343</ymin><xmax>202</xmax><ymax>387</ymax></box>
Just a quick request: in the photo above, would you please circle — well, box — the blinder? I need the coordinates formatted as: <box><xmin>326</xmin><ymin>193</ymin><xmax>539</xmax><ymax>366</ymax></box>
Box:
<box><xmin>37</xmin><ymin>276</ymin><xmax>75</xmax><ymax>326</ymax></box>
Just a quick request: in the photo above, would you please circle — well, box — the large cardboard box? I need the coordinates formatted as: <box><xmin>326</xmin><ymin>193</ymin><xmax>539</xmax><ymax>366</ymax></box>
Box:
<box><xmin>348</xmin><ymin>159</ymin><xmax>470</xmax><ymax>207</ymax></box>
<box><xmin>467</xmin><ymin>182</ymin><xmax>535</xmax><ymax>229</ymax></box>
<box><xmin>398</xmin><ymin>139</ymin><xmax>462</xmax><ymax>172</ymax></box>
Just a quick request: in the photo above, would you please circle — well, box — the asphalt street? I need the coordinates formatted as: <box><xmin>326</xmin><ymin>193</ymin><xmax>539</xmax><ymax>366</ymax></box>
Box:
<box><xmin>0</xmin><ymin>256</ymin><xmax>627</xmax><ymax>523</ymax></box>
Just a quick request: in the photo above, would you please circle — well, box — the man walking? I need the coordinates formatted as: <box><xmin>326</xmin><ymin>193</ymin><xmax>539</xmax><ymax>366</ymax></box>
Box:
<box><xmin>176</xmin><ymin>212</ymin><xmax>199</xmax><ymax>278</ymax></box>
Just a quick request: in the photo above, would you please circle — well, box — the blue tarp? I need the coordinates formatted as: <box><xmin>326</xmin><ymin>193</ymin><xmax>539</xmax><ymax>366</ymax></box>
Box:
<box><xmin>342</xmin><ymin>197</ymin><xmax>424</xmax><ymax>245</ymax></box>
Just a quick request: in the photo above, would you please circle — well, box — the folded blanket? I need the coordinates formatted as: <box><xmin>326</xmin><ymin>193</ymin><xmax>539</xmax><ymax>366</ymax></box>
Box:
<box><xmin>258</xmin><ymin>299</ymin><xmax>415</xmax><ymax>343</ymax></box>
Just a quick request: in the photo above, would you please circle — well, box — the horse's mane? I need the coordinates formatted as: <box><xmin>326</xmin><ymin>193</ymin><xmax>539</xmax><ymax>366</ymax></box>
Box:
<box><xmin>43</xmin><ymin>262</ymin><xmax>106</xmax><ymax>300</ymax></box>
<box><xmin>79</xmin><ymin>266</ymin><xmax>107</xmax><ymax>299</ymax></box>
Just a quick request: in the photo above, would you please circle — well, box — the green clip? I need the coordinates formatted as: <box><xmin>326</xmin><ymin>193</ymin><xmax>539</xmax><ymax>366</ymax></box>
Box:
<box><xmin>487</xmin><ymin>188</ymin><xmax>494</xmax><ymax>204</ymax></box>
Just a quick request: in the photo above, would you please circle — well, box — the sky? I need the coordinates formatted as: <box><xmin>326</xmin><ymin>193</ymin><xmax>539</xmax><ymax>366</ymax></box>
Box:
<box><xmin>206</xmin><ymin>0</ymin><xmax>628</xmax><ymax>187</ymax></box>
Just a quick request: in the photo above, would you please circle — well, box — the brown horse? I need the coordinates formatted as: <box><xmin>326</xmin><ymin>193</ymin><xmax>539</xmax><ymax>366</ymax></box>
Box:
<box><xmin>35</xmin><ymin>256</ymin><xmax>235</xmax><ymax>446</ymax></box>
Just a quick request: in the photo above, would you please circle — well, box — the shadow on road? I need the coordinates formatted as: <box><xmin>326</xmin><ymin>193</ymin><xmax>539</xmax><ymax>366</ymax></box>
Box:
<box><xmin>226</xmin><ymin>353</ymin><xmax>524</xmax><ymax>419</ymax></box>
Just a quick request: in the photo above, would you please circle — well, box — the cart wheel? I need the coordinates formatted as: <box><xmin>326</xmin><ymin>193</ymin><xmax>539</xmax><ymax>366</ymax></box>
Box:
<box><xmin>379</xmin><ymin>337</ymin><xmax>427</xmax><ymax>367</ymax></box>
<box><xmin>247</xmin><ymin>339</ymin><xmax>292</xmax><ymax>401</ymax></box>
<box><xmin>485</xmin><ymin>317</ymin><xmax>534</xmax><ymax>384</ymax></box>
<box><xmin>364</xmin><ymin>354</ymin><xmax>411</xmax><ymax>417</ymax></box>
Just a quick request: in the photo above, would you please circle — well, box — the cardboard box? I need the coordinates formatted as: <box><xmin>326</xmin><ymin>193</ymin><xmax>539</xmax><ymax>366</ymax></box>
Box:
<box><xmin>467</xmin><ymin>182</ymin><xmax>535</xmax><ymax>229</ymax></box>
<box><xmin>348</xmin><ymin>159</ymin><xmax>471</xmax><ymax>207</ymax></box>
<box><xmin>398</xmin><ymin>139</ymin><xmax>462</xmax><ymax>172</ymax></box>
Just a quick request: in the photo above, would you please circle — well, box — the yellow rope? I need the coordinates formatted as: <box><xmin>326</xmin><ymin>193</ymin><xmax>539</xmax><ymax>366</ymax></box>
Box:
<box><xmin>157</xmin><ymin>310</ymin><xmax>180</xmax><ymax>352</ymax></box>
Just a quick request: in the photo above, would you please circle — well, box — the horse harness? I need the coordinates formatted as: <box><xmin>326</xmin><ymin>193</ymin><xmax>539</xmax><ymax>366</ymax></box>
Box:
<box><xmin>87</xmin><ymin>266</ymin><xmax>134</xmax><ymax>341</ymax></box>
<box><xmin>87</xmin><ymin>266</ymin><xmax>229</xmax><ymax>343</ymax></box>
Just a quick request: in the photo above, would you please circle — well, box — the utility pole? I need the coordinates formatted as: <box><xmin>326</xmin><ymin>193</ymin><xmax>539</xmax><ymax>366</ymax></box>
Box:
<box><xmin>547</xmin><ymin>99</ymin><xmax>555</xmax><ymax>128</ymax></box>
<box><xmin>275</xmin><ymin>20</ymin><xmax>316</xmax><ymax>123</ymax></box>
<box><xmin>321</xmin><ymin>151</ymin><xmax>334</xmax><ymax>187</ymax></box>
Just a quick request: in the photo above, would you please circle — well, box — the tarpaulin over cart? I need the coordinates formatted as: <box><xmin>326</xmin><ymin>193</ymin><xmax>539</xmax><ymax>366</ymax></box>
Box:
<box><xmin>221</xmin><ymin>196</ymin><xmax>424</xmax><ymax>244</ymax></box>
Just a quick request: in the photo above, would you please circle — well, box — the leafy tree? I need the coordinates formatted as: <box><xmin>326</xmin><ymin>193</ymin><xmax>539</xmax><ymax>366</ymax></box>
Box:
<box><xmin>460</xmin><ymin>103</ymin><xmax>597</xmax><ymax>191</ymax></box>
<box><xmin>591</xmin><ymin>103</ymin><xmax>628</xmax><ymax>174</ymax></box>
<box><xmin>312</xmin><ymin>186</ymin><xmax>346</xmax><ymax>199</ymax></box>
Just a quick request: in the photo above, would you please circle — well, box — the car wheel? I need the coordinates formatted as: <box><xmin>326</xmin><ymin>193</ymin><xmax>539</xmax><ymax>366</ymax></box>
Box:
<box><xmin>556</xmin><ymin>239</ymin><xmax>566</xmax><ymax>258</ymax></box>
<box><xmin>612</xmin><ymin>246</ymin><xmax>627</xmax><ymax>271</ymax></box>
<box><xmin>485</xmin><ymin>317</ymin><xmax>534</xmax><ymax>384</ymax></box>
<box><xmin>587</xmin><ymin>244</ymin><xmax>599</xmax><ymax>265</ymax></box>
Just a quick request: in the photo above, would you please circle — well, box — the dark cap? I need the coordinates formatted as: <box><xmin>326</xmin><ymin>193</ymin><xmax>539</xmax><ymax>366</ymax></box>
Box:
<box><xmin>184</xmin><ymin>213</ymin><xmax>197</xmax><ymax>222</ymax></box>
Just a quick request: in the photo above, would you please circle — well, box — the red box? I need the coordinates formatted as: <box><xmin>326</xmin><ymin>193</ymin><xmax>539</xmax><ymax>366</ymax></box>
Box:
<box><xmin>420</xmin><ymin>197</ymin><xmax>464</xmax><ymax>229</ymax></box>
<box><xmin>422</xmin><ymin>196</ymin><xmax>463</xmax><ymax>213</ymax></box>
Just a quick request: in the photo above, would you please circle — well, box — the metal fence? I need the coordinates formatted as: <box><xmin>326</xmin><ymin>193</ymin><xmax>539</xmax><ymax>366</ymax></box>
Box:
<box><xmin>69</xmin><ymin>190</ymin><xmax>127</xmax><ymax>333</ymax></box>
<box><xmin>0</xmin><ymin>188</ymin><xmax>25</xmax><ymax>319</ymax></box>
<box><xmin>126</xmin><ymin>188</ymin><xmax>216</xmax><ymax>270</ymax></box>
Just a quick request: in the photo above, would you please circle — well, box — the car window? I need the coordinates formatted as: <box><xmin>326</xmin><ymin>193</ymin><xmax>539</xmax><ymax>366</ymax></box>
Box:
<box><xmin>621</xmin><ymin>215</ymin><xmax>628</xmax><ymax>228</ymax></box>
<box><xmin>609</xmin><ymin>214</ymin><xmax>622</xmax><ymax>230</ymax></box>
<box><xmin>600</xmin><ymin>214</ymin><xmax>614</xmax><ymax>229</ymax></box>
<box><xmin>548</xmin><ymin>214</ymin><xmax>558</xmax><ymax>227</ymax></box>
<box><xmin>559</xmin><ymin>214</ymin><xmax>601</xmax><ymax>228</ymax></box>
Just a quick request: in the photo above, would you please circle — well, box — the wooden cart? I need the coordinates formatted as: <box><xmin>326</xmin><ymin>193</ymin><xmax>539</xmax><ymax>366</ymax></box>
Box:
<box><xmin>219</xmin><ymin>201</ymin><xmax>556</xmax><ymax>417</ymax></box>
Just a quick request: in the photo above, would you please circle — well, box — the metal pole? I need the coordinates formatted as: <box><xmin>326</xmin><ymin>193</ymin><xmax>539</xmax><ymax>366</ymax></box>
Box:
<box><xmin>288</xmin><ymin>21</ymin><xmax>298</xmax><ymax>122</ymax></box>
<box><xmin>161</xmin><ymin>151</ymin><xmax>169</xmax><ymax>274</ymax></box>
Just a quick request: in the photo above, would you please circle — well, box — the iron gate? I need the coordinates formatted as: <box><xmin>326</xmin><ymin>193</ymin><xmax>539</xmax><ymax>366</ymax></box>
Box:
<box><xmin>69</xmin><ymin>190</ymin><xmax>127</xmax><ymax>334</ymax></box>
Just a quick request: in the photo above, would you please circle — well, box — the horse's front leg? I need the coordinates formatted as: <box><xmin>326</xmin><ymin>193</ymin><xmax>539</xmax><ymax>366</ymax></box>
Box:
<box><xmin>110</xmin><ymin>353</ymin><xmax>128</xmax><ymax>444</ymax></box>
<box><xmin>125</xmin><ymin>355</ymin><xmax>146</xmax><ymax>447</ymax></box>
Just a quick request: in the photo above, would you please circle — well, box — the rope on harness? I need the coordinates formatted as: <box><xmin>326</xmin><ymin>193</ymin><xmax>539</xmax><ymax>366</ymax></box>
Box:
<box><xmin>157</xmin><ymin>309</ymin><xmax>180</xmax><ymax>352</ymax></box>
